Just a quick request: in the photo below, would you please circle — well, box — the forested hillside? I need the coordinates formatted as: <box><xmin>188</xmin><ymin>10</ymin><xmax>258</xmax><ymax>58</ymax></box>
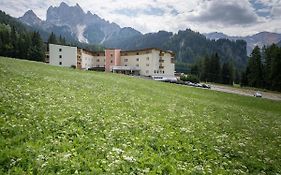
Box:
<box><xmin>0</xmin><ymin>11</ymin><xmax>45</xmax><ymax>61</ymax></box>
<box><xmin>105</xmin><ymin>29</ymin><xmax>248</xmax><ymax>71</ymax></box>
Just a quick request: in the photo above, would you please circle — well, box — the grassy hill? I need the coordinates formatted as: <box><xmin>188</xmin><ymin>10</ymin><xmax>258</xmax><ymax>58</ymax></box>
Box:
<box><xmin>0</xmin><ymin>57</ymin><xmax>281</xmax><ymax>174</ymax></box>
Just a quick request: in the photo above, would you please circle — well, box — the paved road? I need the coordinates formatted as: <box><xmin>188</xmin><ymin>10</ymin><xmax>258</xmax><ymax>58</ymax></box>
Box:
<box><xmin>210</xmin><ymin>84</ymin><xmax>281</xmax><ymax>101</ymax></box>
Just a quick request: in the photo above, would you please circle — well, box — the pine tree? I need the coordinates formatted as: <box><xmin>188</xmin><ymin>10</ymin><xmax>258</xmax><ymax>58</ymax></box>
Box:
<box><xmin>270</xmin><ymin>46</ymin><xmax>281</xmax><ymax>91</ymax></box>
<box><xmin>247</xmin><ymin>46</ymin><xmax>263</xmax><ymax>88</ymax></box>
<box><xmin>10</xmin><ymin>26</ymin><xmax>18</xmax><ymax>57</ymax></box>
<box><xmin>29</xmin><ymin>31</ymin><xmax>44</xmax><ymax>62</ymax></box>
<box><xmin>221</xmin><ymin>62</ymin><xmax>233</xmax><ymax>85</ymax></box>
<box><xmin>58</xmin><ymin>35</ymin><xmax>66</xmax><ymax>45</ymax></box>
<box><xmin>209</xmin><ymin>53</ymin><xmax>221</xmax><ymax>82</ymax></box>
<box><xmin>48</xmin><ymin>32</ymin><xmax>57</xmax><ymax>44</ymax></box>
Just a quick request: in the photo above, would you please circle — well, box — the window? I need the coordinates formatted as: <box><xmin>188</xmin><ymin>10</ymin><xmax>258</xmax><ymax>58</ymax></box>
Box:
<box><xmin>163</xmin><ymin>71</ymin><xmax>165</xmax><ymax>74</ymax></box>
<box><xmin>146</xmin><ymin>57</ymin><xmax>149</xmax><ymax>61</ymax></box>
<box><xmin>146</xmin><ymin>63</ymin><xmax>149</xmax><ymax>66</ymax></box>
<box><xmin>154</xmin><ymin>70</ymin><xmax>156</xmax><ymax>73</ymax></box>
<box><xmin>97</xmin><ymin>65</ymin><xmax>100</xmax><ymax>67</ymax></box>
<box><xmin>146</xmin><ymin>70</ymin><xmax>149</xmax><ymax>74</ymax></box>
<box><xmin>125</xmin><ymin>64</ymin><xmax>127</xmax><ymax>66</ymax></box>
<box><xmin>124</xmin><ymin>59</ymin><xmax>128</xmax><ymax>62</ymax></box>
<box><xmin>136</xmin><ymin>58</ymin><xmax>139</xmax><ymax>61</ymax></box>
<box><xmin>97</xmin><ymin>54</ymin><xmax>100</xmax><ymax>56</ymax></box>
<box><xmin>171</xmin><ymin>57</ymin><xmax>175</xmax><ymax>63</ymax></box>
<box><xmin>136</xmin><ymin>64</ymin><xmax>139</xmax><ymax>67</ymax></box>
<box><xmin>59</xmin><ymin>62</ymin><xmax>62</xmax><ymax>65</ymax></box>
<box><xmin>110</xmin><ymin>54</ymin><xmax>113</xmax><ymax>57</ymax></box>
<box><xmin>97</xmin><ymin>59</ymin><xmax>100</xmax><ymax>62</ymax></box>
<box><xmin>59</xmin><ymin>48</ymin><xmax>62</xmax><ymax>52</ymax></box>
<box><xmin>46</xmin><ymin>55</ymin><xmax>49</xmax><ymax>58</ymax></box>
<box><xmin>157</xmin><ymin>70</ymin><xmax>159</xmax><ymax>74</ymax></box>
<box><xmin>136</xmin><ymin>52</ymin><xmax>139</xmax><ymax>55</ymax></box>
<box><xmin>59</xmin><ymin>55</ymin><xmax>62</xmax><ymax>58</ymax></box>
<box><xmin>111</xmin><ymin>60</ymin><xmax>113</xmax><ymax>63</ymax></box>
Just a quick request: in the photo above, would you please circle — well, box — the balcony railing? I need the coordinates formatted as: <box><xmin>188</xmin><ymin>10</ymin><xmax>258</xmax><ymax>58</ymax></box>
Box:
<box><xmin>159</xmin><ymin>52</ymin><xmax>164</xmax><ymax>56</ymax></box>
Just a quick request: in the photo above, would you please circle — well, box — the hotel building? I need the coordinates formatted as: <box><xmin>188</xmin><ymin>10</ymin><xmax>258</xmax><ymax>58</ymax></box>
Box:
<box><xmin>47</xmin><ymin>44</ymin><xmax>175</xmax><ymax>78</ymax></box>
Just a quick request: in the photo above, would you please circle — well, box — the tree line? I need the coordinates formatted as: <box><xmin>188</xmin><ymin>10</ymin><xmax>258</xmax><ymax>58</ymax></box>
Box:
<box><xmin>0</xmin><ymin>23</ymin><xmax>45</xmax><ymax>61</ymax></box>
<box><xmin>241</xmin><ymin>45</ymin><xmax>281</xmax><ymax>91</ymax></box>
<box><xmin>189</xmin><ymin>44</ymin><xmax>281</xmax><ymax>92</ymax></box>
<box><xmin>189</xmin><ymin>53</ymin><xmax>237</xmax><ymax>85</ymax></box>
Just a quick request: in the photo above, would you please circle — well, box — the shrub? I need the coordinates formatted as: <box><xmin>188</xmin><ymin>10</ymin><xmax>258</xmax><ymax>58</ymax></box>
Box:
<box><xmin>180</xmin><ymin>74</ymin><xmax>199</xmax><ymax>83</ymax></box>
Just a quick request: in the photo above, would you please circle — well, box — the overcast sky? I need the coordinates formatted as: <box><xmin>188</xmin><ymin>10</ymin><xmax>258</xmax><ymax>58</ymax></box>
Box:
<box><xmin>0</xmin><ymin>0</ymin><xmax>281</xmax><ymax>36</ymax></box>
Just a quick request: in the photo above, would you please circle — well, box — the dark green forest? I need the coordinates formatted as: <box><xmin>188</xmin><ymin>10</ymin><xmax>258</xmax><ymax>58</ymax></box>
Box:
<box><xmin>189</xmin><ymin>44</ymin><xmax>281</xmax><ymax>92</ymax></box>
<box><xmin>241</xmin><ymin>45</ymin><xmax>281</xmax><ymax>91</ymax></box>
<box><xmin>0</xmin><ymin>11</ymin><xmax>45</xmax><ymax>62</ymax></box>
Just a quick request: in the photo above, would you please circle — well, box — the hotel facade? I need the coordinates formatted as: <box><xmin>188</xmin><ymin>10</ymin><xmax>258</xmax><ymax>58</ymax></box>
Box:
<box><xmin>47</xmin><ymin>44</ymin><xmax>175</xmax><ymax>77</ymax></box>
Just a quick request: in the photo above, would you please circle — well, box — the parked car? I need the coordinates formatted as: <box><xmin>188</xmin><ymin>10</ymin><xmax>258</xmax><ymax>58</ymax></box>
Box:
<box><xmin>188</xmin><ymin>82</ymin><xmax>196</xmax><ymax>86</ymax></box>
<box><xmin>202</xmin><ymin>84</ymin><xmax>211</xmax><ymax>89</ymax></box>
<box><xmin>254</xmin><ymin>92</ymin><xmax>262</xmax><ymax>98</ymax></box>
<box><xmin>152</xmin><ymin>76</ymin><xmax>177</xmax><ymax>83</ymax></box>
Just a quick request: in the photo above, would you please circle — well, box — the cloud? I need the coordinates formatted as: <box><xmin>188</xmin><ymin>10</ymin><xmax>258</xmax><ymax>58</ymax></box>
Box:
<box><xmin>187</xmin><ymin>0</ymin><xmax>259</xmax><ymax>26</ymax></box>
<box><xmin>113</xmin><ymin>7</ymin><xmax>165</xmax><ymax>17</ymax></box>
<box><xmin>271</xmin><ymin>5</ymin><xmax>281</xmax><ymax>18</ymax></box>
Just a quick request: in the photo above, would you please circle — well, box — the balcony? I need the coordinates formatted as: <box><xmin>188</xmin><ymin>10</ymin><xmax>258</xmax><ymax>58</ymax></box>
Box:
<box><xmin>159</xmin><ymin>58</ymin><xmax>164</xmax><ymax>63</ymax></box>
<box><xmin>159</xmin><ymin>65</ymin><xmax>164</xmax><ymax>69</ymax></box>
<box><xmin>159</xmin><ymin>53</ymin><xmax>164</xmax><ymax>56</ymax></box>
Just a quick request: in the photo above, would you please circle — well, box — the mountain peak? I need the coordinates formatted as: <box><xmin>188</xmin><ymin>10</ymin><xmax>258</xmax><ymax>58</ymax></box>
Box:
<box><xmin>25</xmin><ymin>10</ymin><xmax>36</xmax><ymax>16</ymax></box>
<box><xmin>19</xmin><ymin>9</ymin><xmax>42</xmax><ymax>26</ymax></box>
<box><xmin>59</xmin><ymin>2</ymin><xmax>69</xmax><ymax>8</ymax></box>
<box><xmin>46</xmin><ymin>2</ymin><xmax>85</xmax><ymax>24</ymax></box>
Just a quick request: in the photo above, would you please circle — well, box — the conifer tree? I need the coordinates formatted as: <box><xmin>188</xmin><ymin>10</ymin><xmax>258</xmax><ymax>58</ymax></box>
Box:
<box><xmin>246</xmin><ymin>46</ymin><xmax>263</xmax><ymax>88</ymax></box>
<box><xmin>47</xmin><ymin>32</ymin><xmax>57</xmax><ymax>44</ymax></box>
<box><xmin>29</xmin><ymin>31</ymin><xmax>44</xmax><ymax>62</ymax></box>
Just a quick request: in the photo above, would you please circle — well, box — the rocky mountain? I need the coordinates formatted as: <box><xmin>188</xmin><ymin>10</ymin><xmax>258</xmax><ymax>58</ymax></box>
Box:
<box><xmin>205</xmin><ymin>32</ymin><xmax>281</xmax><ymax>55</ymax></box>
<box><xmin>18</xmin><ymin>10</ymin><xmax>42</xmax><ymax>26</ymax></box>
<box><xmin>19</xmin><ymin>2</ymin><xmax>141</xmax><ymax>44</ymax></box>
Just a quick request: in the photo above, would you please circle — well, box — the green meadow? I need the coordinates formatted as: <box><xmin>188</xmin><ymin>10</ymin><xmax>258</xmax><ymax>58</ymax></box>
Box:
<box><xmin>0</xmin><ymin>57</ymin><xmax>281</xmax><ymax>174</ymax></box>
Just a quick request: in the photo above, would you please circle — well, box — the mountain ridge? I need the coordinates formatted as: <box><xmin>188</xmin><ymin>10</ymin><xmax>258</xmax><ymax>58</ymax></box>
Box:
<box><xmin>204</xmin><ymin>31</ymin><xmax>281</xmax><ymax>54</ymax></box>
<box><xmin>19</xmin><ymin>2</ymin><xmax>142</xmax><ymax>44</ymax></box>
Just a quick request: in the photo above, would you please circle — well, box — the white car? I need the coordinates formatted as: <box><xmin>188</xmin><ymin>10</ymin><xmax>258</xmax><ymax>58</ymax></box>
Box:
<box><xmin>254</xmin><ymin>92</ymin><xmax>262</xmax><ymax>98</ymax></box>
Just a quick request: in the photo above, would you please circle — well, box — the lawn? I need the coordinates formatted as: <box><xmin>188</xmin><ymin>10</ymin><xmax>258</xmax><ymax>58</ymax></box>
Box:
<box><xmin>0</xmin><ymin>57</ymin><xmax>281</xmax><ymax>174</ymax></box>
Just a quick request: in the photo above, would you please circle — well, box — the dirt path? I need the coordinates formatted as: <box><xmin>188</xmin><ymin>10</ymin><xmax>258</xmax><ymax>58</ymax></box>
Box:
<box><xmin>210</xmin><ymin>84</ymin><xmax>281</xmax><ymax>101</ymax></box>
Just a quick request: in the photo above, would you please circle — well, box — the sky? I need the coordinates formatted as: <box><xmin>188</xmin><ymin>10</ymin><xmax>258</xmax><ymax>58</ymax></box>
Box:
<box><xmin>0</xmin><ymin>0</ymin><xmax>281</xmax><ymax>36</ymax></box>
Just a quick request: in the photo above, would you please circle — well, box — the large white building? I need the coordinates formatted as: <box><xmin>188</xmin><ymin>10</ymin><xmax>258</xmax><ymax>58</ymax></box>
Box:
<box><xmin>47</xmin><ymin>44</ymin><xmax>175</xmax><ymax>78</ymax></box>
